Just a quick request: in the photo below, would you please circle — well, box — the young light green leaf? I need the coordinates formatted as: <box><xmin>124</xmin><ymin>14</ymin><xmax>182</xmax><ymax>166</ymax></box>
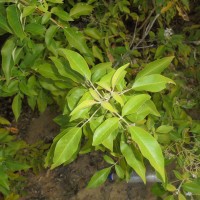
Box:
<box><xmin>132</xmin><ymin>74</ymin><xmax>175</xmax><ymax>92</ymax></box>
<box><xmin>89</xmin><ymin>88</ymin><xmax>101</xmax><ymax>101</ymax></box>
<box><xmin>122</xmin><ymin>94</ymin><xmax>151</xmax><ymax>116</ymax></box>
<box><xmin>12</xmin><ymin>94</ymin><xmax>22</xmax><ymax>121</ymax></box>
<box><xmin>92</xmin><ymin>45</ymin><xmax>104</xmax><ymax>62</ymax></box>
<box><xmin>120</xmin><ymin>141</ymin><xmax>146</xmax><ymax>183</ymax></box>
<box><xmin>46</xmin><ymin>0</ymin><xmax>63</xmax><ymax>3</ymax></box>
<box><xmin>87</xmin><ymin>167</ymin><xmax>111</xmax><ymax>188</ymax></box>
<box><xmin>1</xmin><ymin>37</ymin><xmax>15</xmax><ymax>83</ymax></box>
<box><xmin>102</xmin><ymin>129</ymin><xmax>118</xmax><ymax>151</ymax></box>
<box><xmin>52</xmin><ymin>127</ymin><xmax>82</xmax><ymax>169</ymax></box>
<box><xmin>112</xmin><ymin>92</ymin><xmax>124</xmax><ymax>107</ymax></box>
<box><xmin>70</xmin><ymin>3</ymin><xmax>93</xmax><ymax>19</ymax></box>
<box><xmin>59</xmin><ymin>49</ymin><xmax>91</xmax><ymax>80</ymax></box>
<box><xmin>93</xmin><ymin>117</ymin><xmax>119</xmax><ymax>146</ymax></box>
<box><xmin>178</xmin><ymin>193</ymin><xmax>186</xmax><ymax>200</ymax></box>
<box><xmin>101</xmin><ymin>101</ymin><xmax>117</xmax><ymax>113</ymax></box>
<box><xmin>128</xmin><ymin>126</ymin><xmax>165</xmax><ymax>182</ymax></box>
<box><xmin>112</xmin><ymin>63</ymin><xmax>129</xmax><ymax>89</ymax></box>
<box><xmin>70</xmin><ymin>100</ymin><xmax>97</xmax><ymax>116</ymax></box>
<box><xmin>115</xmin><ymin>164</ymin><xmax>125</xmax><ymax>179</ymax></box>
<box><xmin>136</xmin><ymin>56</ymin><xmax>174</xmax><ymax>80</ymax></box>
<box><xmin>156</xmin><ymin>125</ymin><xmax>174</xmax><ymax>134</ymax></box>
<box><xmin>103</xmin><ymin>155</ymin><xmax>115</xmax><ymax>164</ymax></box>
<box><xmin>6</xmin><ymin>5</ymin><xmax>26</xmax><ymax>40</ymax></box>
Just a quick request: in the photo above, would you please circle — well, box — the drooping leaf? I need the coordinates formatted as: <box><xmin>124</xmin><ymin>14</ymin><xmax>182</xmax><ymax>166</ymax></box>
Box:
<box><xmin>12</xmin><ymin>94</ymin><xmax>22</xmax><ymax>121</ymax></box>
<box><xmin>84</xmin><ymin>28</ymin><xmax>102</xmax><ymax>40</ymax></box>
<box><xmin>59</xmin><ymin>49</ymin><xmax>91</xmax><ymax>80</ymax></box>
<box><xmin>120</xmin><ymin>141</ymin><xmax>146</xmax><ymax>183</ymax></box>
<box><xmin>128</xmin><ymin>126</ymin><xmax>165</xmax><ymax>182</ymax></box>
<box><xmin>52</xmin><ymin>127</ymin><xmax>82</xmax><ymax>168</ymax></box>
<box><xmin>93</xmin><ymin>117</ymin><xmax>119</xmax><ymax>146</ymax></box>
<box><xmin>101</xmin><ymin>101</ymin><xmax>117</xmax><ymax>113</ymax></box>
<box><xmin>112</xmin><ymin>92</ymin><xmax>124</xmax><ymax>107</ymax></box>
<box><xmin>70</xmin><ymin>100</ymin><xmax>97</xmax><ymax>116</ymax></box>
<box><xmin>22</xmin><ymin>5</ymin><xmax>36</xmax><ymax>17</ymax></box>
<box><xmin>37</xmin><ymin>89</ymin><xmax>47</xmax><ymax>113</ymax></box>
<box><xmin>132</xmin><ymin>74</ymin><xmax>175</xmax><ymax>92</ymax></box>
<box><xmin>136</xmin><ymin>57</ymin><xmax>174</xmax><ymax>80</ymax></box>
<box><xmin>122</xmin><ymin>94</ymin><xmax>151</xmax><ymax>116</ymax></box>
<box><xmin>45</xmin><ymin>25</ymin><xmax>58</xmax><ymax>47</ymax></box>
<box><xmin>112</xmin><ymin>63</ymin><xmax>129</xmax><ymax>89</ymax></box>
<box><xmin>103</xmin><ymin>155</ymin><xmax>115</xmax><ymax>164</ymax></box>
<box><xmin>87</xmin><ymin>167</ymin><xmax>111</xmax><ymax>188</ymax></box>
<box><xmin>0</xmin><ymin>117</ymin><xmax>10</xmax><ymax>125</ymax></box>
<box><xmin>6</xmin><ymin>5</ymin><xmax>26</xmax><ymax>40</ymax></box>
<box><xmin>1</xmin><ymin>37</ymin><xmax>15</xmax><ymax>83</ymax></box>
<box><xmin>25</xmin><ymin>23</ymin><xmax>45</xmax><ymax>36</ymax></box>
<box><xmin>70</xmin><ymin>3</ymin><xmax>93</xmax><ymax>19</ymax></box>
<box><xmin>102</xmin><ymin>129</ymin><xmax>118</xmax><ymax>151</ymax></box>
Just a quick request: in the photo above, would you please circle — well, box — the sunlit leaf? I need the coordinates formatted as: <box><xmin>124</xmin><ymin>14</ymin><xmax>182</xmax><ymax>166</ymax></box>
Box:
<box><xmin>70</xmin><ymin>3</ymin><xmax>93</xmax><ymax>19</ymax></box>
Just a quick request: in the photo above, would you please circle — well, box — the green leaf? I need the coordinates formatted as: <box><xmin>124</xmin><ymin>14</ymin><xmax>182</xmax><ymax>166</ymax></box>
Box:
<box><xmin>132</xmin><ymin>74</ymin><xmax>175</xmax><ymax>92</ymax></box>
<box><xmin>87</xmin><ymin>167</ymin><xmax>111</xmax><ymax>188</ymax></box>
<box><xmin>178</xmin><ymin>193</ymin><xmax>186</xmax><ymax>200</ymax></box>
<box><xmin>45</xmin><ymin>25</ymin><xmax>58</xmax><ymax>47</ymax></box>
<box><xmin>0</xmin><ymin>12</ymin><xmax>12</xmax><ymax>33</ymax></box>
<box><xmin>70</xmin><ymin>3</ymin><xmax>93</xmax><ymax>19</ymax></box>
<box><xmin>6</xmin><ymin>5</ymin><xmax>26</xmax><ymax>40</ymax></box>
<box><xmin>1</xmin><ymin>37</ymin><xmax>15</xmax><ymax>83</ymax></box>
<box><xmin>102</xmin><ymin>129</ymin><xmax>118</xmax><ymax>151</ymax></box>
<box><xmin>182</xmin><ymin>180</ymin><xmax>200</xmax><ymax>195</ymax></box>
<box><xmin>128</xmin><ymin>126</ymin><xmax>165</xmax><ymax>182</ymax></box>
<box><xmin>103</xmin><ymin>155</ymin><xmax>115</xmax><ymax>164</ymax></box>
<box><xmin>96</xmin><ymin>70</ymin><xmax>115</xmax><ymax>91</ymax></box>
<box><xmin>64</xmin><ymin>27</ymin><xmax>93</xmax><ymax>64</ymax></box>
<box><xmin>115</xmin><ymin>164</ymin><xmax>125</xmax><ymax>179</ymax></box>
<box><xmin>52</xmin><ymin>127</ymin><xmax>82</xmax><ymax>168</ymax></box>
<box><xmin>59</xmin><ymin>49</ymin><xmax>91</xmax><ymax>80</ymax></box>
<box><xmin>93</xmin><ymin>117</ymin><xmax>119</xmax><ymax>146</ymax></box>
<box><xmin>92</xmin><ymin>45</ymin><xmax>104</xmax><ymax>62</ymax></box>
<box><xmin>122</xmin><ymin>94</ymin><xmax>151</xmax><ymax>116</ymax></box>
<box><xmin>89</xmin><ymin>88</ymin><xmax>101</xmax><ymax>101</ymax></box>
<box><xmin>112</xmin><ymin>92</ymin><xmax>124</xmax><ymax>107</ymax></box>
<box><xmin>91</xmin><ymin>62</ymin><xmax>112</xmax><ymax>82</ymax></box>
<box><xmin>156</xmin><ymin>125</ymin><xmax>173</xmax><ymax>134</ymax></box>
<box><xmin>42</xmin><ymin>12</ymin><xmax>51</xmax><ymax>24</ymax></box>
<box><xmin>112</xmin><ymin>63</ymin><xmax>129</xmax><ymax>89</ymax></box>
<box><xmin>51</xmin><ymin>7</ymin><xmax>73</xmax><ymax>21</ymax></box>
<box><xmin>84</xmin><ymin>28</ymin><xmax>102</xmax><ymax>40</ymax></box>
<box><xmin>37</xmin><ymin>89</ymin><xmax>47</xmax><ymax>113</ymax></box>
<box><xmin>136</xmin><ymin>57</ymin><xmax>174</xmax><ymax>80</ymax></box>
<box><xmin>22</xmin><ymin>5</ymin><xmax>35</xmax><ymax>17</ymax></box>
<box><xmin>35</xmin><ymin>63</ymin><xmax>61</xmax><ymax>80</ymax></box>
<box><xmin>25</xmin><ymin>23</ymin><xmax>45</xmax><ymax>36</ymax></box>
<box><xmin>12</xmin><ymin>94</ymin><xmax>22</xmax><ymax>121</ymax></box>
<box><xmin>46</xmin><ymin>0</ymin><xmax>63</xmax><ymax>3</ymax></box>
<box><xmin>120</xmin><ymin>141</ymin><xmax>146</xmax><ymax>183</ymax></box>
<box><xmin>70</xmin><ymin>100</ymin><xmax>97</xmax><ymax>116</ymax></box>
<box><xmin>101</xmin><ymin>101</ymin><xmax>117</xmax><ymax>113</ymax></box>
<box><xmin>49</xmin><ymin>56</ymin><xmax>82</xmax><ymax>83</ymax></box>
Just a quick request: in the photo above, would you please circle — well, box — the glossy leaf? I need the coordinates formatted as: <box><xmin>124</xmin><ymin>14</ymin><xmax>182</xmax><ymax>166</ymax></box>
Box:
<box><xmin>59</xmin><ymin>49</ymin><xmax>91</xmax><ymax>80</ymax></box>
<box><xmin>103</xmin><ymin>155</ymin><xmax>115</xmax><ymax>164</ymax></box>
<box><xmin>122</xmin><ymin>94</ymin><xmax>151</xmax><ymax>116</ymax></box>
<box><xmin>12</xmin><ymin>94</ymin><xmax>22</xmax><ymax>121</ymax></box>
<box><xmin>128</xmin><ymin>126</ymin><xmax>165</xmax><ymax>182</ymax></box>
<box><xmin>120</xmin><ymin>141</ymin><xmax>146</xmax><ymax>183</ymax></box>
<box><xmin>136</xmin><ymin>56</ymin><xmax>174</xmax><ymax>80</ymax></box>
<box><xmin>6</xmin><ymin>5</ymin><xmax>26</xmax><ymax>40</ymax></box>
<box><xmin>87</xmin><ymin>167</ymin><xmax>111</xmax><ymax>188</ymax></box>
<box><xmin>70</xmin><ymin>100</ymin><xmax>97</xmax><ymax>116</ymax></box>
<box><xmin>1</xmin><ymin>37</ymin><xmax>15</xmax><ymax>82</ymax></box>
<box><xmin>101</xmin><ymin>101</ymin><xmax>117</xmax><ymax>113</ymax></box>
<box><xmin>52</xmin><ymin>127</ymin><xmax>82</xmax><ymax>168</ymax></box>
<box><xmin>70</xmin><ymin>3</ymin><xmax>93</xmax><ymax>19</ymax></box>
<box><xmin>93</xmin><ymin>117</ymin><xmax>119</xmax><ymax>146</ymax></box>
<box><xmin>112</xmin><ymin>63</ymin><xmax>129</xmax><ymax>89</ymax></box>
<box><xmin>132</xmin><ymin>74</ymin><xmax>175</xmax><ymax>92</ymax></box>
